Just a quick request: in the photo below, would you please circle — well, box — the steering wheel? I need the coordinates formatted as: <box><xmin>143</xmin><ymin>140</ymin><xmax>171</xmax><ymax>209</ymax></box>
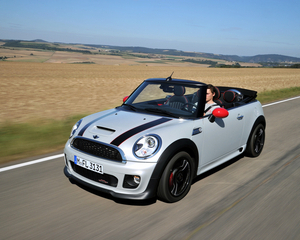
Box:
<box><xmin>181</xmin><ymin>103</ymin><xmax>196</xmax><ymax>112</ymax></box>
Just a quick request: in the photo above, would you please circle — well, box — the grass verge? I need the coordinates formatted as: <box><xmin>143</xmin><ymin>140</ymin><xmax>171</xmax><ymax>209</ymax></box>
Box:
<box><xmin>257</xmin><ymin>86</ymin><xmax>300</xmax><ymax>103</ymax></box>
<box><xmin>0</xmin><ymin>114</ymin><xmax>87</xmax><ymax>164</ymax></box>
<box><xmin>1</xmin><ymin>86</ymin><xmax>300</xmax><ymax>165</ymax></box>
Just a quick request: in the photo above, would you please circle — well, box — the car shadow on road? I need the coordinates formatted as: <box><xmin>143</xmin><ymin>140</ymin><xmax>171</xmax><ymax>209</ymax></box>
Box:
<box><xmin>67</xmin><ymin>175</ymin><xmax>157</xmax><ymax>206</ymax></box>
<box><xmin>192</xmin><ymin>153</ymin><xmax>245</xmax><ymax>184</ymax></box>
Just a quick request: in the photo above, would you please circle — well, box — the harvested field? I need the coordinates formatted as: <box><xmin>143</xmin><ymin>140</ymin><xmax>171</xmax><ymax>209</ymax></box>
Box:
<box><xmin>0</xmin><ymin>47</ymin><xmax>205</xmax><ymax>66</ymax></box>
<box><xmin>0</xmin><ymin>48</ymin><xmax>54</xmax><ymax>63</ymax></box>
<box><xmin>1</xmin><ymin>62</ymin><xmax>300</xmax><ymax>123</ymax></box>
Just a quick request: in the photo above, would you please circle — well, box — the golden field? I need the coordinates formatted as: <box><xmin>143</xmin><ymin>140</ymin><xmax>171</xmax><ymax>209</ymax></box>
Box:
<box><xmin>0</xmin><ymin>46</ymin><xmax>212</xmax><ymax>66</ymax></box>
<box><xmin>1</xmin><ymin>62</ymin><xmax>300</xmax><ymax>123</ymax></box>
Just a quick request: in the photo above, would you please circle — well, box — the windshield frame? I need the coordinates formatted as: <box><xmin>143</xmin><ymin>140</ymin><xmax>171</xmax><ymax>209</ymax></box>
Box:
<box><xmin>121</xmin><ymin>78</ymin><xmax>207</xmax><ymax>119</ymax></box>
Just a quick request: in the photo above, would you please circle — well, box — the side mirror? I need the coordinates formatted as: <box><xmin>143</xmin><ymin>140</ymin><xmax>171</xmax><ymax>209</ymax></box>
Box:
<box><xmin>209</xmin><ymin>108</ymin><xmax>229</xmax><ymax>123</ymax></box>
<box><xmin>123</xmin><ymin>96</ymin><xmax>129</xmax><ymax>103</ymax></box>
<box><xmin>213</xmin><ymin>108</ymin><xmax>229</xmax><ymax>118</ymax></box>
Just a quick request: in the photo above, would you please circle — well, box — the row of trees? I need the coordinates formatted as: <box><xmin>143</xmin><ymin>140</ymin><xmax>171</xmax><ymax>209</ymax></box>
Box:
<box><xmin>290</xmin><ymin>64</ymin><xmax>300</xmax><ymax>68</ymax></box>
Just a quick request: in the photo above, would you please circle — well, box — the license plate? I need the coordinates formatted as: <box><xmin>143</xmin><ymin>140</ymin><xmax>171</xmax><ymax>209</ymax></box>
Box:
<box><xmin>74</xmin><ymin>155</ymin><xmax>103</xmax><ymax>174</ymax></box>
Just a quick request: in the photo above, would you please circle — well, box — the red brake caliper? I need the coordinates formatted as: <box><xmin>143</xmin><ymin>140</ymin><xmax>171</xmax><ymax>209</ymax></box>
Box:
<box><xmin>169</xmin><ymin>172</ymin><xmax>174</xmax><ymax>188</ymax></box>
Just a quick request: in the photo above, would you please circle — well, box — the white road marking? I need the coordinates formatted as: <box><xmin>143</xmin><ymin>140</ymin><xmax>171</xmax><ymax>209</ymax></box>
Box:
<box><xmin>0</xmin><ymin>154</ymin><xmax>64</xmax><ymax>173</ymax></box>
<box><xmin>262</xmin><ymin>96</ymin><xmax>300</xmax><ymax>108</ymax></box>
<box><xmin>1</xmin><ymin>95</ymin><xmax>300</xmax><ymax>173</ymax></box>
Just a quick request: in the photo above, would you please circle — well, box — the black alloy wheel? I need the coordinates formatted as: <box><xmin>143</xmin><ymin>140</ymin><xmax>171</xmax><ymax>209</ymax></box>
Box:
<box><xmin>246</xmin><ymin>123</ymin><xmax>265</xmax><ymax>157</ymax></box>
<box><xmin>157</xmin><ymin>151</ymin><xmax>194</xmax><ymax>203</ymax></box>
<box><xmin>254</xmin><ymin>127</ymin><xmax>264</xmax><ymax>153</ymax></box>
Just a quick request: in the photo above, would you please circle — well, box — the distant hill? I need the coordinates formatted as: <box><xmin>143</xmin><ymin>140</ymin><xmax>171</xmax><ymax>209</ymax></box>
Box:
<box><xmin>216</xmin><ymin>54</ymin><xmax>300</xmax><ymax>63</ymax></box>
<box><xmin>86</xmin><ymin>44</ymin><xmax>222</xmax><ymax>59</ymax></box>
<box><xmin>86</xmin><ymin>44</ymin><xmax>300</xmax><ymax>63</ymax></box>
<box><xmin>32</xmin><ymin>39</ymin><xmax>48</xmax><ymax>43</ymax></box>
<box><xmin>1</xmin><ymin>39</ymin><xmax>300</xmax><ymax>63</ymax></box>
<box><xmin>1</xmin><ymin>40</ymin><xmax>92</xmax><ymax>54</ymax></box>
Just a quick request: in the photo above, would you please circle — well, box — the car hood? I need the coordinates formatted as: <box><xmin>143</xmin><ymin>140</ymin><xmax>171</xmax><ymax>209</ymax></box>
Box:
<box><xmin>75</xmin><ymin>109</ymin><xmax>174</xmax><ymax>146</ymax></box>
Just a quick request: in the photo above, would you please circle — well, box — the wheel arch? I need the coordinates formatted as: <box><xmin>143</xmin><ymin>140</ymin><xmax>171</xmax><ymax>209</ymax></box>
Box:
<box><xmin>151</xmin><ymin>139</ymin><xmax>199</xmax><ymax>181</ymax></box>
<box><xmin>246</xmin><ymin>115</ymin><xmax>266</xmax><ymax>145</ymax></box>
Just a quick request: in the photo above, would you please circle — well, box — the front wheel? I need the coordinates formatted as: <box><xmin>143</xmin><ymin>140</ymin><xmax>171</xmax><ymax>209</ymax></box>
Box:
<box><xmin>245</xmin><ymin>123</ymin><xmax>265</xmax><ymax>157</ymax></box>
<box><xmin>157</xmin><ymin>152</ymin><xmax>194</xmax><ymax>203</ymax></box>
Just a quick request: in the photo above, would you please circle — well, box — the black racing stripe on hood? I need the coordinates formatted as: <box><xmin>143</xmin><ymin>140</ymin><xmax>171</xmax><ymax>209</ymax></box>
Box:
<box><xmin>110</xmin><ymin>118</ymin><xmax>172</xmax><ymax>146</ymax></box>
<box><xmin>78</xmin><ymin>110</ymin><xmax>118</xmax><ymax>137</ymax></box>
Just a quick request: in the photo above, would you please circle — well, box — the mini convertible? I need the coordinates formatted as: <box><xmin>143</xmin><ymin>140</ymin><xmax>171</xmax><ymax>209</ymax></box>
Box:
<box><xmin>64</xmin><ymin>76</ymin><xmax>266</xmax><ymax>202</ymax></box>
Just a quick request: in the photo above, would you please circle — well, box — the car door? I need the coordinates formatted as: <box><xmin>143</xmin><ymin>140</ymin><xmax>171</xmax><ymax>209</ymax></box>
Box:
<box><xmin>192</xmin><ymin>106</ymin><xmax>245</xmax><ymax>173</ymax></box>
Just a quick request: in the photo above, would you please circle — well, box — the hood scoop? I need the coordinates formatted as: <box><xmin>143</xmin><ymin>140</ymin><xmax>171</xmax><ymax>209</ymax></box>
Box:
<box><xmin>97</xmin><ymin>126</ymin><xmax>115</xmax><ymax>132</ymax></box>
<box><xmin>92</xmin><ymin>126</ymin><xmax>116</xmax><ymax>136</ymax></box>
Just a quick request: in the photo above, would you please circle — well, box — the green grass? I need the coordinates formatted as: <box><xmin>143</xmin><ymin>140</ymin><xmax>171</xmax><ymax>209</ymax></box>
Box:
<box><xmin>1</xmin><ymin>86</ymin><xmax>299</xmax><ymax>164</ymax></box>
<box><xmin>257</xmin><ymin>86</ymin><xmax>300</xmax><ymax>103</ymax></box>
<box><xmin>7</xmin><ymin>58</ymin><xmax>49</xmax><ymax>63</ymax></box>
<box><xmin>0</xmin><ymin>114</ymin><xmax>87</xmax><ymax>164</ymax></box>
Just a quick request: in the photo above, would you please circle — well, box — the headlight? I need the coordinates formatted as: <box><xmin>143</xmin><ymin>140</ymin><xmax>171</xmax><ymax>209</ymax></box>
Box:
<box><xmin>69</xmin><ymin>119</ymin><xmax>82</xmax><ymax>138</ymax></box>
<box><xmin>133</xmin><ymin>135</ymin><xmax>161</xmax><ymax>158</ymax></box>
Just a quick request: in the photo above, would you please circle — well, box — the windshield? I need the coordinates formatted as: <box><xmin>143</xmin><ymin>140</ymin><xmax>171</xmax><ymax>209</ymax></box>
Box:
<box><xmin>122</xmin><ymin>81</ymin><xmax>205</xmax><ymax>118</ymax></box>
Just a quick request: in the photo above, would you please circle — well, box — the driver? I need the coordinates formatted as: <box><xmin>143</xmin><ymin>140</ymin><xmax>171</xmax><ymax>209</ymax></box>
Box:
<box><xmin>204</xmin><ymin>84</ymin><xmax>219</xmax><ymax>115</ymax></box>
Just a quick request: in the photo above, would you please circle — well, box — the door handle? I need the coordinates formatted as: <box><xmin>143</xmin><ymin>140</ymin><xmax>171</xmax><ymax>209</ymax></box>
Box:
<box><xmin>192</xmin><ymin>127</ymin><xmax>202</xmax><ymax>136</ymax></box>
<box><xmin>237</xmin><ymin>115</ymin><xmax>244</xmax><ymax>120</ymax></box>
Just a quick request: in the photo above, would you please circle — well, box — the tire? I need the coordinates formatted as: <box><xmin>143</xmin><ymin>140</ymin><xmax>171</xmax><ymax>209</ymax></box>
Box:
<box><xmin>245</xmin><ymin>123</ymin><xmax>265</xmax><ymax>157</ymax></box>
<box><xmin>157</xmin><ymin>151</ymin><xmax>194</xmax><ymax>203</ymax></box>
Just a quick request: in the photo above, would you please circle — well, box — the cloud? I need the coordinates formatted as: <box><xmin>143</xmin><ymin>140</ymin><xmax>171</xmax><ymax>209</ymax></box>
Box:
<box><xmin>2</xmin><ymin>22</ymin><xmax>24</xmax><ymax>29</ymax></box>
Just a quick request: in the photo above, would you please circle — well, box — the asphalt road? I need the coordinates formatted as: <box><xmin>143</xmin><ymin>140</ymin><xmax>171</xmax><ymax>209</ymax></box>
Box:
<box><xmin>1</xmin><ymin>98</ymin><xmax>300</xmax><ymax>240</ymax></box>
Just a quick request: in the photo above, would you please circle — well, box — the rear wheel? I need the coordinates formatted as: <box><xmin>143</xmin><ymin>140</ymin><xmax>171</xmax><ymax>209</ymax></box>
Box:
<box><xmin>157</xmin><ymin>152</ymin><xmax>194</xmax><ymax>203</ymax></box>
<box><xmin>245</xmin><ymin>123</ymin><xmax>265</xmax><ymax>157</ymax></box>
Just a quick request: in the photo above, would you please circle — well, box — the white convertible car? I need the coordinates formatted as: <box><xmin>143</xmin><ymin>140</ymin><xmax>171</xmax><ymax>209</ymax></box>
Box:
<box><xmin>64</xmin><ymin>76</ymin><xmax>265</xmax><ymax>202</ymax></box>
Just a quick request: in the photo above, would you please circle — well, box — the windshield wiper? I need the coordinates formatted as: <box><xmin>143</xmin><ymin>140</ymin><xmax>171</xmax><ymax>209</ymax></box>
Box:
<box><xmin>144</xmin><ymin>108</ymin><xmax>177</xmax><ymax>118</ymax></box>
<box><xmin>122</xmin><ymin>104</ymin><xmax>138</xmax><ymax>112</ymax></box>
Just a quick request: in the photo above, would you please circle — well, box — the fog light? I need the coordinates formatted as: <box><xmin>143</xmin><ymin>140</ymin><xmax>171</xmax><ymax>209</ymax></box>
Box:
<box><xmin>123</xmin><ymin>175</ymin><xmax>141</xmax><ymax>189</ymax></box>
<box><xmin>133</xmin><ymin>175</ymin><xmax>140</xmax><ymax>184</ymax></box>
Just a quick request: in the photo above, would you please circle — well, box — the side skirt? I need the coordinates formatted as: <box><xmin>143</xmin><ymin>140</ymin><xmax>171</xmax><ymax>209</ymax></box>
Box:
<box><xmin>197</xmin><ymin>144</ymin><xmax>246</xmax><ymax>176</ymax></box>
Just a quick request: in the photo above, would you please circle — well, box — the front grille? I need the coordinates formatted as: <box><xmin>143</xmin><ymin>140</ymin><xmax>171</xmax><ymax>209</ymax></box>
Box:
<box><xmin>72</xmin><ymin>138</ymin><xmax>122</xmax><ymax>161</ymax></box>
<box><xmin>70</xmin><ymin>161</ymin><xmax>118</xmax><ymax>187</ymax></box>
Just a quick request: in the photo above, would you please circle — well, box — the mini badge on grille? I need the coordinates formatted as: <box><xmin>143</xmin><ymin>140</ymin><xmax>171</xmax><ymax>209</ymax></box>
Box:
<box><xmin>93</xmin><ymin>135</ymin><xmax>99</xmax><ymax>139</ymax></box>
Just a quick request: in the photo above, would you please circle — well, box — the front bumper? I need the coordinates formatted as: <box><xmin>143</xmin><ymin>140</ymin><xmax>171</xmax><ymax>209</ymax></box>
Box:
<box><xmin>64</xmin><ymin>145</ymin><xmax>159</xmax><ymax>200</ymax></box>
<box><xmin>64</xmin><ymin>166</ymin><xmax>159</xmax><ymax>200</ymax></box>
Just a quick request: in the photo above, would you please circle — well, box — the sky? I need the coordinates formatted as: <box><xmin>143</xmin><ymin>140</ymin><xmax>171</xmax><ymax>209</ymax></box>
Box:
<box><xmin>1</xmin><ymin>0</ymin><xmax>300</xmax><ymax>57</ymax></box>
